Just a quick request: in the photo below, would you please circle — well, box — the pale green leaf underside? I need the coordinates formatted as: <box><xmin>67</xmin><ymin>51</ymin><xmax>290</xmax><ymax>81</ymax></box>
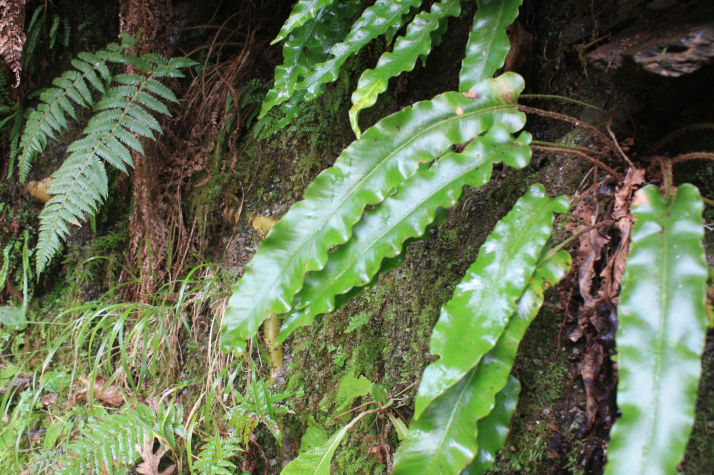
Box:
<box><xmin>278</xmin><ymin>124</ymin><xmax>532</xmax><ymax>342</ymax></box>
<box><xmin>459</xmin><ymin>0</ymin><xmax>522</xmax><ymax>92</ymax></box>
<box><xmin>394</xmin><ymin>250</ymin><xmax>571</xmax><ymax>473</ymax></box>
<box><xmin>414</xmin><ymin>184</ymin><xmax>569</xmax><ymax>419</ymax></box>
<box><xmin>221</xmin><ymin>73</ymin><xmax>526</xmax><ymax>354</ymax></box>
<box><xmin>349</xmin><ymin>0</ymin><xmax>462</xmax><ymax>137</ymax></box>
<box><xmin>606</xmin><ymin>184</ymin><xmax>707</xmax><ymax>475</ymax></box>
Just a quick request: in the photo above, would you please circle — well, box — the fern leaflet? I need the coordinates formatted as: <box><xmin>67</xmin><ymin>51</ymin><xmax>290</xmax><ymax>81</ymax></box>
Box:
<box><xmin>35</xmin><ymin>53</ymin><xmax>194</xmax><ymax>273</ymax></box>
<box><xmin>58</xmin><ymin>403</ymin><xmax>183</xmax><ymax>474</ymax></box>
<box><xmin>193</xmin><ymin>434</ymin><xmax>242</xmax><ymax>475</ymax></box>
<box><xmin>17</xmin><ymin>35</ymin><xmax>135</xmax><ymax>183</ymax></box>
<box><xmin>348</xmin><ymin>0</ymin><xmax>462</xmax><ymax>137</ymax></box>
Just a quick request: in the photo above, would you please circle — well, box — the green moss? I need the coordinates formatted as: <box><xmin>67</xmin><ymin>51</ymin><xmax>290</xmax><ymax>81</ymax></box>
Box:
<box><xmin>489</xmin><ymin>309</ymin><xmax>577</xmax><ymax>474</ymax></box>
<box><xmin>681</xmin><ymin>333</ymin><xmax>714</xmax><ymax>472</ymax></box>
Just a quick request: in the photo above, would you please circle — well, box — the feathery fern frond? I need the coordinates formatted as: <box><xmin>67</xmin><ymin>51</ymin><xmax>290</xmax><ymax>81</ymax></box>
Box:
<box><xmin>348</xmin><ymin>0</ymin><xmax>462</xmax><ymax>137</ymax></box>
<box><xmin>35</xmin><ymin>53</ymin><xmax>194</xmax><ymax>273</ymax></box>
<box><xmin>58</xmin><ymin>403</ymin><xmax>183</xmax><ymax>475</ymax></box>
<box><xmin>17</xmin><ymin>36</ymin><xmax>134</xmax><ymax>183</ymax></box>
<box><xmin>193</xmin><ymin>434</ymin><xmax>242</xmax><ymax>475</ymax></box>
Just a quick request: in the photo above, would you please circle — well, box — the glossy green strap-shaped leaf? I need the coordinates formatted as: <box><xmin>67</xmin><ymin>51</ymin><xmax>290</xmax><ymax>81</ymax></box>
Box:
<box><xmin>459</xmin><ymin>0</ymin><xmax>522</xmax><ymax>92</ymax></box>
<box><xmin>393</xmin><ymin>250</ymin><xmax>571</xmax><ymax>473</ymax></box>
<box><xmin>349</xmin><ymin>0</ymin><xmax>462</xmax><ymax>137</ymax></box>
<box><xmin>466</xmin><ymin>375</ymin><xmax>521</xmax><ymax>474</ymax></box>
<box><xmin>281</xmin><ymin>411</ymin><xmax>366</xmax><ymax>475</ymax></box>
<box><xmin>261</xmin><ymin>2</ymin><xmax>358</xmax><ymax>119</ymax></box>
<box><xmin>278</xmin><ymin>125</ymin><xmax>532</xmax><ymax>342</ymax></box>
<box><xmin>414</xmin><ymin>184</ymin><xmax>569</xmax><ymax>419</ymax></box>
<box><xmin>606</xmin><ymin>184</ymin><xmax>707</xmax><ymax>475</ymax></box>
<box><xmin>272</xmin><ymin>0</ymin><xmax>339</xmax><ymax>45</ymax></box>
<box><xmin>298</xmin><ymin>0</ymin><xmax>421</xmax><ymax>102</ymax></box>
<box><xmin>222</xmin><ymin>73</ymin><xmax>526</xmax><ymax>354</ymax></box>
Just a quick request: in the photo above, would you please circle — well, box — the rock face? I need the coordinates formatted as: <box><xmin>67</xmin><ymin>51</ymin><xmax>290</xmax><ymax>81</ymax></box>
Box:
<box><xmin>586</xmin><ymin>2</ymin><xmax>714</xmax><ymax>77</ymax></box>
<box><xmin>588</xmin><ymin>22</ymin><xmax>714</xmax><ymax>77</ymax></box>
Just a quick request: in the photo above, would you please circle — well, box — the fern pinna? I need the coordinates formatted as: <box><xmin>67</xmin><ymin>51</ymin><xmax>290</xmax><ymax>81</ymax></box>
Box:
<box><xmin>33</xmin><ymin>53</ymin><xmax>195</xmax><ymax>273</ymax></box>
<box><xmin>58</xmin><ymin>402</ymin><xmax>183</xmax><ymax>474</ymax></box>
<box><xmin>17</xmin><ymin>35</ymin><xmax>135</xmax><ymax>183</ymax></box>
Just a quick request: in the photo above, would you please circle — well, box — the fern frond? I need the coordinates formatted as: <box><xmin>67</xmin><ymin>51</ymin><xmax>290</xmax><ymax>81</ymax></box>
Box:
<box><xmin>606</xmin><ymin>184</ymin><xmax>707</xmax><ymax>474</ymax></box>
<box><xmin>58</xmin><ymin>403</ymin><xmax>183</xmax><ymax>475</ymax></box>
<box><xmin>259</xmin><ymin>1</ymin><xmax>360</xmax><ymax>123</ymax></box>
<box><xmin>413</xmin><ymin>185</ymin><xmax>569</xmax><ymax>420</ymax></box>
<box><xmin>222</xmin><ymin>73</ymin><xmax>525</xmax><ymax>354</ymax></box>
<box><xmin>279</xmin><ymin>124</ymin><xmax>532</xmax><ymax>342</ymax></box>
<box><xmin>297</xmin><ymin>0</ymin><xmax>421</xmax><ymax>102</ymax></box>
<box><xmin>394</xmin><ymin>249</ymin><xmax>571</xmax><ymax>473</ymax></box>
<box><xmin>193</xmin><ymin>434</ymin><xmax>242</xmax><ymax>475</ymax></box>
<box><xmin>459</xmin><ymin>0</ymin><xmax>522</xmax><ymax>92</ymax></box>
<box><xmin>348</xmin><ymin>0</ymin><xmax>462</xmax><ymax>137</ymax></box>
<box><xmin>35</xmin><ymin>53</ymin><xmax>192</xmax><ymax>273</ymax></box>
<box><xmin>272</xmin><ymin>0</ymin><xmax>339</xmax><ymax>45</ymax></box>
<box><xmin>17</xmin><ymin>40</ymin><xmax>131</xmax><ymax>183</ymax></box>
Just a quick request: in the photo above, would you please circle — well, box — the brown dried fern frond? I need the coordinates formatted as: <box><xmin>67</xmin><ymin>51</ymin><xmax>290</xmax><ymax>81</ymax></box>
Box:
<box><xmin>0</xmin><ymin>0</ymin><xmax>26</xmax><ymax>87</ymax></box>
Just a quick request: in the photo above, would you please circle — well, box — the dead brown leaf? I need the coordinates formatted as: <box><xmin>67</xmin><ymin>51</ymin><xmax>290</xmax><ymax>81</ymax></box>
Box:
<box><xmin>72</xmin><ymin>376</ymin><xmax>126</xmax><ymax>407</ymax></box>
<box><xmin>135</xmin><ymin>436</ymin><xmax>176</xmax><ymax>475</ymax></box>
<box><xmin>580</xmin><ymin>342</ymin><xmax>604</xmax><ymax>428</ymax></box>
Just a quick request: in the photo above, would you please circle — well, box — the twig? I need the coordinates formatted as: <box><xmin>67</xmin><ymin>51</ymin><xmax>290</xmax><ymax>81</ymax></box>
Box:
<box><xmin>545</xmin><ymin>220</ymin><xmax>616</xmax><ymax>260</ymax></box>
<box><xmin>518</xmin><ymin>105</ymin><xmax>614</xmax><ymax>149</ymax></box>
<box><xmin>532</xmin><ymin>144</ymin><xmax>622</xmax><ymax>180</ymax></box>
<box><xmin>649</xmin><ymin>123</ymin><xmax>714</xmax><ymax>152</ymax></box>
<box><xmin>670</xmin><ymin>152</ymin><xmax>714</xmax><ymax>164</ymax></box>
<box><xmin>606</xmin><ymin>118</ymin><xmax>634</xmax><ymax>167</ymax></box>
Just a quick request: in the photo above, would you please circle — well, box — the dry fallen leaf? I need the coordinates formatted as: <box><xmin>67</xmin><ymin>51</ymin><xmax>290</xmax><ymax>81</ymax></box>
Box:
<box><xmin>135</xmin><ymin>436</ymin><xmax>176</xmax><ymax>475</ymax></box>
<box><xmin>72</xmin><ymin>376</ymin><xmax>125</xmax><ymax>407</ymax></box>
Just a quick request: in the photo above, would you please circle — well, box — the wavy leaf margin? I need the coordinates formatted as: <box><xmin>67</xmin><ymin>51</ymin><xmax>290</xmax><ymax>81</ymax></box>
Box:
<box><xmin>606</xmin><ymin>184</ymin><xmax>708</xmax><ymax>474</ymax></box>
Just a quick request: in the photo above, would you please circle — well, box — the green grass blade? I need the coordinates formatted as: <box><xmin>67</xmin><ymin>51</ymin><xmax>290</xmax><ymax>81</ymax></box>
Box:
<box><xmin>606</xmin><ymin>184</ymin><xmax>708</xmax><ymax>475</ymax></box>
<box><xmin>459</xmin><ymin>0</ymin><xmax>522</xmax><ymax>92</ymax></box>
<box><xmin>222</xmin><ymin>73</ymin><xmax>526</xmax><ymax>355</ymax></box>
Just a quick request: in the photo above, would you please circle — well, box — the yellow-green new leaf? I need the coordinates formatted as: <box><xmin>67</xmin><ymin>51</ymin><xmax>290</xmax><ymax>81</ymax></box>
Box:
<box><xmin>222</xmin><ymin>73</ymin><xmax>526</xmax><ymax>354</ymax></box>
<box><xmin>459</xmin><ymin>0</ymin><xmax>522</xmax><ymax>92</ymax></box>
<box><xmin>349</xmin><ymin>0</ymin><xmax>462</xmax><ymax>137</ymax></box>
<box><xmin>606</xmin><ymin>184</ymin><xmax>708</xmax><ymax>475</ymax></box>
<box><xmin>281</xmin><ymin>412</ymin><xmax>367</xmax><ymax>475</ymax></box>
<box><xmin>414</xmin><ymin>184</ymin><xmax>569</xmax><ymax>419</ymax></box>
